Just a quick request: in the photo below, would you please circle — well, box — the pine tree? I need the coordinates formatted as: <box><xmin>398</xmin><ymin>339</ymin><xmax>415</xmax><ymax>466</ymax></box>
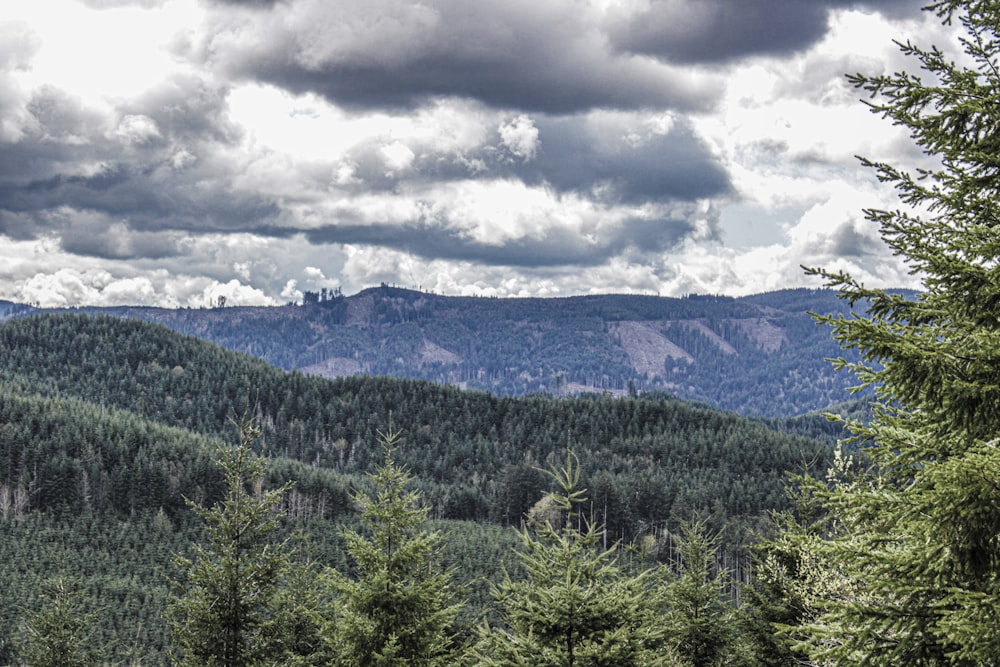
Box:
<box><xmin>474</xmin><ymin>448</ymin><xmax>678</xmax><ymax>667</ymax></box>
<box><xmin>271</xmin><ymin>554</ymin><xmax>333</xmax><ymax>666</ymax></box>
<box><xmin>790</xmin><ymin>2</ymin><xmax>1000</xmax><ymax>663</ymax></box>
<box><xmin>165</xmin><ymin>414</ymin><xmax>293</xmax><ymax>667</ymax></box>
<box><xmin>324</xmin><ymin>426</ymin><xmax>464</xmax><ymax>666</ymax></box>
<box><xmin>738</xmin><ymin>509</ymin><xmax>820</xmax><ymax>667</ymax></box>
<box><xmin>18</xmin><ymin>576</ymin><xmax>101</xmax><ymax>667</ymax></box>
<box><xmin>662</xmin><ymin>520</ymin><xmax>733</xmax><ymax>666</ymax></box>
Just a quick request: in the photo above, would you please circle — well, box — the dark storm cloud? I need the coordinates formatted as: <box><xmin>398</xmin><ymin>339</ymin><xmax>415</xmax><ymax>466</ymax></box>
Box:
<box><xmin>303</xmin><ymin>213</ymin><xmax>695</xmax><ymax>268</ymax></box>
<box><xmin>194</xmin><ymin>0</ymin><xmax>717</xmax><ymax>114</ymax></box>
<box><xmin>522</xmin><ymin>117</ymin><xmax>731</xmax><ymax>204</ymax></box>
<box><xmin>1</xmin><ymin>161</ymin><xmax>280</xmax><ymax>235</ymax></box>
<box><xmin>0</xmin><ymin>74</ymin><xmax>281</xmax><ymax>253</ymax></box>
<box><xmin>0</xmin><ymin>211</ymin><xmax>45</xmax><ymax>241</ymax></box>
<box><xmin>608</xmin><ymin>0</ymin><xmax>921</xmax><ymax>64</ymax></box>
<box><xmin>0</xmin><ymin>87</ymin><xmax>123</xmax><ymax>200</ymax></box>
<box><xmin>58</xmin><ymin>216</ymin><xmax>185</xmax><ymax>260</ymax></box>
<box><xmin>127</xmin><ymin>73</ymin><xmax>241</xmax><ymax>145</ymax></box>
<box><xmin>333</xmin><ymin>114</ymin><xmax>730</xmax><ymax>206</ymax></box>
<box><xmin>24</xmin><ymin>86</ymin><xmax>108</xmax><ymax>148</ymax></box>
<box><xmin>829</xmin><ymin>222</ymin><xmax>872</xmax><ymax>257</ymax></box>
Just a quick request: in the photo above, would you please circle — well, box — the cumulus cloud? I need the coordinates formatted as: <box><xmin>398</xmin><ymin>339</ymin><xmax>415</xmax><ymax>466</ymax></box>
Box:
<box><xmin>279</xmin><ymin>278</ymin><xmax>300</xmax><ymax>301</ymax></box>
<box><xmin>10</xmin><ymin>266</ymin><xmax>276</xmax><ymax>308</ymax></box>
<box><xmin>199</xmin><ymin>278</ymin><xmax>275</xmax><ymax>307</ymax></box>
<box><xmin>0</xmin><ymin>0</ymin><xmax>958</xmax><ymax>306</ymax></box>
<box><xmin>112</xmin><ymin>114</ymin><xmax>161</xmax><ymax>145</ymax></box>
<box><xmin>498</xmin><ymin>115</ymin><xmax>539</xmax><ymax>161</ymax></box>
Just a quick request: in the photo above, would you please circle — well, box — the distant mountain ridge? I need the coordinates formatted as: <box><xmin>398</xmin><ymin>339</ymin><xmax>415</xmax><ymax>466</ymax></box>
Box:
<box><xmin>2</xmin><ymin>286</ymin><xmax>867</xmax><ymax>417</ymax></box>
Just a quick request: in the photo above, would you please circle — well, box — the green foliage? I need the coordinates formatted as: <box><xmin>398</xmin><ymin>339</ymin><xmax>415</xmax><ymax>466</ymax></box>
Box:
<box><xmin>0</xmin><ymin>308</ymin><xmax>843</xmax><ymax>663</ymax></box>
<box><xmin>737</xmin><ymin>506</ymin><xmax>820</xmax><ymax>667</ymax></box>
<box><xmin>474</xmin><ymin>449</ymin><xmax>678</xmax><ymax>667</ymax></box>
<box><xmin>17</xmin><ymin>576</ymin><xmax>101</xmax><ymax>667</ymax></box>
<box><xmin>270</xmin><ymin>555</ymin><xmax>334</xmax><ymax>666</ymax></box>
<box><xmin>165</xmin><ymin>415</ymin><xmax>294</xmax><ymax>667</ymax></box>
<box><xmin>662</xmin><ymin>521</ymin><xmax>734</xmax><ymax>666</ymax></box>
<box><xmin>324</xmin><ymin>427</ymin><xmax>464</xmax><ymax>666</ymax></box>
<box><xmin>0</xmin><ymin>312</ymin><xmax>831</xmax><ymax>544</ymax></box>
<box><xmin>786</xmin><ymin>2</ymin><xmax>1000</xmax><ymax>664</ymax></box>
<box><xmin>0</xmin><ymin>511</ymin><xmax>193</xmax><ymax>666</ymax></box>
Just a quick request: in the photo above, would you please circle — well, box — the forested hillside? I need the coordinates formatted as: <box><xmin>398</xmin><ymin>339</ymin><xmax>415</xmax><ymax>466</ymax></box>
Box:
<box><xmin>0</xmin><ymin>313</ymin><xmax>834</xmax><ymax>538</ymax></box>
<box><xmin>0</xmin><ymin>312</ymin><xmax>836</xmax><ymax>664</ymax></box>
<box><xmin>3</xmin><ymin>287</ymin><xmax>869</xmax><ymax>417</ymax></box>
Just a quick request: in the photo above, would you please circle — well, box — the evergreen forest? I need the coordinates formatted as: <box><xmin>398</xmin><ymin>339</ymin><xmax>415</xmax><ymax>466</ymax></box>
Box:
<box><xmin>0</xmin><ymin>310</ymin><xmax>838</xmax><ymax>664</ymax></box>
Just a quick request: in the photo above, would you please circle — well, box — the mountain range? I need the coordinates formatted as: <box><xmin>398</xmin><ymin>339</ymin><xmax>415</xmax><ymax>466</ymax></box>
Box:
<box><xmin>0</xmin><ymin>286</ymin><xmax>866</xmax><ymax>417</ymax></box>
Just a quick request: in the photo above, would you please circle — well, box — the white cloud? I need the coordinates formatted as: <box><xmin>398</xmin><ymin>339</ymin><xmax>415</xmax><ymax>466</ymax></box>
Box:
<box><xmin>6</xmin><ymin>261</ymin><xmax>280</xmax><ymax>309</ymax></box>
<box><xmin>380</xmin><ymin>140</ymin><xmax>415</xmax><ymax>175</ymax></box>
<box><xmin>232</xmin><ymin>261</ymin><xmax>251</xmax><ymax>281</ymax></box>
<box><xmin>280</xmin><ymin>278</ymin><xmax>300</xmax><ymax>301</ymax></box>
<box><xmin>11</xmin><ymin>0</ymin><xmax>202</xmax><ymax>108</ymax></box>
<box><xmin>113</xmin><ymin>114</ymin><xmax>161</xmax><ymax>145</ymax></box>
<box><xmin>499</xmin><ymin>114</ymin><xmax>539</xmax><ymax>161</ymax></box>
<box><xmin>12</xmin><ymin>267</ymin><xmax>163</xmax><ymax>307</ymax></box>
<box><xmin>303</xmin><ymin>266</ymin><xmax>325</xmax><ymax>279</ymax></box>
<box><xmin>199</xmin><ymin>279</ymin><xmax>274</xmax><ymax>308</ymax></box>
<box><xmin>425</xmin><ymin>179</ymin><xmax>587</xmax><ymax>245</ymax></box>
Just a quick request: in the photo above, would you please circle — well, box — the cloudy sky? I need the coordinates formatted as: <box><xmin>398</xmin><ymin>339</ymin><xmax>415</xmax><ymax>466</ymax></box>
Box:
<box><xmin>0</xmin><ymin>0</ymin><xmax>960</xmax><ymax>307</ymax></box>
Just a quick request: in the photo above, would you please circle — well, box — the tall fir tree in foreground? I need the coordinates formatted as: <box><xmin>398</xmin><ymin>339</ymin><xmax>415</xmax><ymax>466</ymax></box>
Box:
<box><xmin>789</xmin><ymin>1</ymin><xmax>1000</xmax><ymax>663</ymax></box>
<box><xmin>323</xmin><ymin>426</ymin><xmax>464</xmax><ymax>666</ymax></box>
<box><xmin>165</xmin><ymin>414</ymin><xmax>293</xmax><ymax>667</ymax></box>
<box><xmin>474</xmin><ymin>448</ymin><xmax>677</xmax><ymax>667</ymax></box>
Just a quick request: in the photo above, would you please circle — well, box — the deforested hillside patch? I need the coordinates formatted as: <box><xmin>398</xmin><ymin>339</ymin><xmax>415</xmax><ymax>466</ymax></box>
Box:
<box><xmin>612</xmin><ymin>320</ymin><xmax>692</xmax><ymax>378</ymax></box>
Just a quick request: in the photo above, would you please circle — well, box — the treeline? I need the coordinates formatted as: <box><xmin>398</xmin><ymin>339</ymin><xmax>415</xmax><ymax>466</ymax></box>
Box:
<box><xmin>0</xmin><ymin>386</ymin><xmax>786</xmax><ymax>665</ymax></box>
<box><xmin>0</xmin><ymin>385</ymin><xmax>354</xmax><ymax>521</ymax></box>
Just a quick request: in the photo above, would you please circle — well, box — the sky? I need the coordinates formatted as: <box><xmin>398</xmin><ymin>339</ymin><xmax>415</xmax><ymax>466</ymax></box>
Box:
<box><xmin>0</xmin><ymin>0</ymin><xmax>963</xmax><ymax>307</ymax></box>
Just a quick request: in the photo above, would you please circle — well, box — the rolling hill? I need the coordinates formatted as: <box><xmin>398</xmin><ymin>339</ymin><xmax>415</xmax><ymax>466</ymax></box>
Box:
<box><xmin>2</xmin><ymin>286</ymin><xmax>869</xmax><ymax>417</ymax></box>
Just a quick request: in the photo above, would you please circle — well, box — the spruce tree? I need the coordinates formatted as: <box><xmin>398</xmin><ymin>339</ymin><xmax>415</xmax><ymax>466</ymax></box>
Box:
<box><xmin>323</xmin><ymin>426</ymin><xmax>464</xmax><ymax>666</ymax></box>
<box><xmin>165</xmin><ymin>414</ymin><xmax>293</xmax><ymax>667</ymax></box>
<box><xmin>789</xmin><ymin>1</ymin><xmax>1000</xmax><ymax>663</ymax></box>
<box><xmin>739</xmin><ymin>506</ymin><xmax>823</xmax><ymax>667</ymax></box>
<box><xmin>662</xmin><ymin>520</ymin><xmax>733</xmax><ymax>666</ymax></box>
<box><xmin>474</xmin><ymin>449</ymin><xmax>677</xmax><ymax>667</ymax></box>
<box><xmin>17</xmin><ymin>576</ymin><xmax>101</xmax><ymax>667</ymax></box>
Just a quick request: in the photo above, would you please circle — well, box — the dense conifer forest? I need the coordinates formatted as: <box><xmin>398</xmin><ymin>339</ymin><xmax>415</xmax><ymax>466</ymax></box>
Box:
<box><xmin>0</xmin><ymin>312</ymin><xmax>835</xmax><ymax>664</ymax></box>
